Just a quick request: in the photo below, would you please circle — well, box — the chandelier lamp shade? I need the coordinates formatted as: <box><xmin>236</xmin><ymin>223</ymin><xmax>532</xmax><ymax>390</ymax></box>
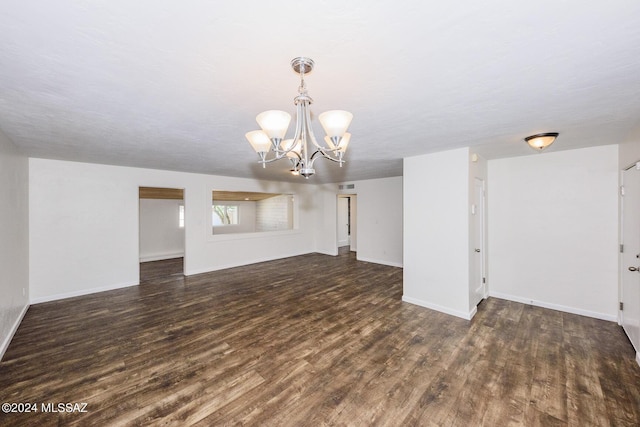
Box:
<box><xmin>245</xmin><ymin>57</ymin><xmax>353</xmax><ymax>178</ymax></box>
<box><xmin>524</xmin><ymin>132</ymin><xmax>559</xmax><ymax>151</ymax></box>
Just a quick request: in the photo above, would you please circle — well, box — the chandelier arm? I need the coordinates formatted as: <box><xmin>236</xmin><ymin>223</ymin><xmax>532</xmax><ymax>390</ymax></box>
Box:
<box><xmin>289</xmin><ymin>157</ymin><xmax>301</xmax><ymax>172</ymax></box>
<box><xmin>288</xmin><ymin>96</ymin><xmax>313</xmax><ymax>169</ymax></box>
<box><xmin>268</xmin><ymin>141</ymin><xmax>301</xmax><ymax>159</ymax></box>
<box><xmin>308</xmin><ymin>149</ymin><xmax>345</xmax><ymax>166</ymax></box>
<box><xmin>302</xmin><ymin>99</ymin><xmax>324</xmax><ymax>150</ymax></box>
<box><xmin>266</xmin><ymin>137</ymin><xmax>298</xmax><ymax>158</ymax></box>
<box><xmin>257</xmin><ymin>153</ymin><xmax>291</xmax><ymax>164</ymax></box>
<box><xmin>291</xmin><ymin>103</ymin><xmax>304</xmax><ymax>145</ymax></box>
<box><xmin>272</xmin><ymin>146</ymin><xmax>297</xmax><ymax>156</ymax></box>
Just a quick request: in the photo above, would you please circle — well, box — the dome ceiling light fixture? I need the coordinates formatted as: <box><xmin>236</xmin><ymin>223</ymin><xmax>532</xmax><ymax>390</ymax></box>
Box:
<box><xmin>524</xmin><ymin>132</ymin><xmax>559</xmax><ymax>151</ymax></box>
<box><xmin>245</xmin><ymin>57</ymin><xmax>353</xmax><ymax>178</ymax></box>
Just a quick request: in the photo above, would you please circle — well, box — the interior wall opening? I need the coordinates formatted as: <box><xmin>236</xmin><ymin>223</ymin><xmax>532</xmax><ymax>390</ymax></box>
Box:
<box><xmin>337</xmin><ymin>194</ymin><xmax>357</xmax><ymax>253</ymax></box>
<box><xmin>138</xmin><ymin>187</ymin><xmax>185</xmax><ymax>281</ymax></box>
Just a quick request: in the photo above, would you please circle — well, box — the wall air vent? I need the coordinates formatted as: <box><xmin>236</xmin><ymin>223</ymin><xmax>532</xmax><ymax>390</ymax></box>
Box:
<box><xmin>338</xmin><ymin>184</ymin><xmax>355</xmax><ymax>190</ymax></box>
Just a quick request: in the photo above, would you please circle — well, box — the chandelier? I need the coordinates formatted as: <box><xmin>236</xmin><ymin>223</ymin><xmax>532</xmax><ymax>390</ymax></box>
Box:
<box><xmin>245</xmin><ymin>57</ymin><xmax>353</xmax><ymax>178</ymax></box>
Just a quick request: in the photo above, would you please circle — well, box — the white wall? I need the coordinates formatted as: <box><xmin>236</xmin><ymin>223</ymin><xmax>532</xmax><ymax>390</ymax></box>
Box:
<box><xmin>619</xmin><ymin>140</ymin><xmax>640</xmax><ymax>169</ymax></box>
<box><xmin>30</xmin><ymin>159</ymin><xmax>140</xmax><ymax>303</ymax></box>
<box><xmin>349</xmin><ymin>177</ymin><xmax>403</xmax><ymax>267</ymax></box>
<box><xmin>0</xmin><ymin>128</ymin><xmax>29</xmax><ymax>360</ymax></box>
<box><xmin>403</xmin><ymin>147</ymin><xmax>473</xmax><ymax>319</ymax></box>
<box><xmin>488</xmin><ymin>145</ymin><xmax>619</xmax><ymax>321</ymax></box>
<box><xmin>139</xmin><ymin>198</ymin><xmax>185</xmax><ymax>262</ymax></box>
<box><xmin>212</xmin><ymin>200</ymin><xmax>257</xmax><ymax>235</ymax></box>
<box><xmin>313</xmin><ymin>177</ymin><xmax>403</xmax><ymax>265</ymax></box>
<box><xmin>29</xmin><ymin>159</ymin><xmax>319</xmax><ymax>302</ymax></box>
<box><xmin>314</xmin><ymin>184</ymin><xmax>341</xmax><ymax>256</ymax></box>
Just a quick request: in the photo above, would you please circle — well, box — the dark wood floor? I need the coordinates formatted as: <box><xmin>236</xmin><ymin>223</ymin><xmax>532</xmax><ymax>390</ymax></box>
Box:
<box><xmin>1</xmin><ymin>251</ymin><xmax>639</xmax><ymax>426</ymax></box>
<box><xmin>139</xmin><ymin>257</ymin><xmax>184</xmax><ymax>282</ymax></box>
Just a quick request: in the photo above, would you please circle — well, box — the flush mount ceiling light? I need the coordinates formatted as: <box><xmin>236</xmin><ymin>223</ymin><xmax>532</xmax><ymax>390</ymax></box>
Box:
<box><xmin>524</xmin><ymin>132</ymin><xmax>559</xmax><ymax>151</ymax></box>
<box><xmin>245</xmin><ymin>57</ymin><xmax>353</xmax><ymax>178</ymax></box>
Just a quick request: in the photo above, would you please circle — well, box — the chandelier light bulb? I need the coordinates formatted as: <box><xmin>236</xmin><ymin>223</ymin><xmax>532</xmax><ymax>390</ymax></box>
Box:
<box><xmin>280</xmin><ymin>139</ymin><xmax>301</xmax><ymax>159</ymax></box>
<box><xmin>318</xmin><ymin>110</ymin><xmax>353</xmax><ymax>138</ymax></box>
<box><xmin>245</xmin><ymin>130</ymin><xmax>271</xmax><ymax>153</ymax></box>
<box><xmin>256</xmin><ymin>110</ymin><xmax>291</xmax><ymax>140</ymax></box>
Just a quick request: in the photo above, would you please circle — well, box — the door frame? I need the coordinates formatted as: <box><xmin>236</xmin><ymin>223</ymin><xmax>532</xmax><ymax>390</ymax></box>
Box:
<box><xmin>336</xmin><ymin>194</ymin><xmax>357</xmax><ymax>252</ymax></box>
<box><xmin>472</xmin><ymin>177</ymin><xmax>487</xmax><ymax>303</ymax></box>
<box><xmin>337</xmin><ymin>196</ymin><xmax>350</xmax><ymax>247</ymax></box>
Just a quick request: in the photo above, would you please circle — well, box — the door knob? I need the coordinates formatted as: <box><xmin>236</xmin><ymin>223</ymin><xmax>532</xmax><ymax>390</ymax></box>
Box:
<box><xmin>629</xmin><ymin>266</ymin><xmax>639</xmax><ymax>272</ymax></box>
<box><xmin>475</xmin><ymin>249</ymin><xmax>481</xmax><ymax>253</ymax></box>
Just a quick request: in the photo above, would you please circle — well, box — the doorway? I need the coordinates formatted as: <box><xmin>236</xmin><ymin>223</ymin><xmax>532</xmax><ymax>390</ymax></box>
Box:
<box><xmin>138</xmin><ymin>187</ymin><xmax>185</xmax><ymax>281</ymax></box>
<box><xmin>337</xmin><ymin>195</ymin><xmax>357</xmax><ymax>253</ymax></box>
<box><xmin>621</xmin><ymin>164</ymin><xmax>640</xmax><ymax>357</ymax></box>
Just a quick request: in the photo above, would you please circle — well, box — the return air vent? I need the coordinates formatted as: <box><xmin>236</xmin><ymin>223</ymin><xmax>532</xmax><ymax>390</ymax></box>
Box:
<box><xmin>338</xmin><ymin>184</ymin><xmax>355</xmax><ymax>190</ymax></box>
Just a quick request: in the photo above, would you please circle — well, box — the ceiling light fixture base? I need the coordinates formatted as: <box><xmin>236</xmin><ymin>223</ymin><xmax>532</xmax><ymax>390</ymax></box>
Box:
<box><xmin>524</xmin><ymin>132</ymin><xmax>559</xmax><ymax>151</ymax></box>
<box><xmin>291</xmin><ymin>57</ymin><xmax>315</xmax><ymax>75</ymax></box>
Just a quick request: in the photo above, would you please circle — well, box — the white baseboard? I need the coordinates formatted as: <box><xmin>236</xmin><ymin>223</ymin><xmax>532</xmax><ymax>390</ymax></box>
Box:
<box><xmin>357</xmin><ymin>256</ymin><xmax>403</xmax><ymax>268</ymax></box>
<box><xmin>31</xmin><ymin>280</ymin><xmax>139</xmax><ymax>304</ymax></box>
<box><xmin>402</xmin><ymin>295</ymin><xmax>476</xmax><ymax>320</ymax></box>
<box><xmin>468</xmin><ymin>305</ymin><xmax>478</xmax><ymax>320</ymax></box>
<box><xmin>636</xmin><ymin>352</ymin><xmax>640</xmax><ymax>368</ymax></box>
<box><xmin>139</xmin><ymin>252</ymin><xmax>184</xmax><ymax>263</ymax></box>
<box><xmin>489</xmin><ymin>291</ymin><xmax>617</xmax><ymax>322</ymax></box>
<box><xmin>0</xmin><ymin>303</ymin><xmax>29</xmax><ymax>361</ymax></box>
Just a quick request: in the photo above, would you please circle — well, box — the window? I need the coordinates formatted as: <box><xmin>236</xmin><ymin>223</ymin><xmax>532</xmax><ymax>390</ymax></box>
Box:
<box><xmin>179</xmin><ymin>205</ymin><xmax>185</xmax><ymax>228</ymax></box>
<box><xmin>212</xmin><ymin>205</ymin><xmax>239</xmax><ymax>226</ymax></box>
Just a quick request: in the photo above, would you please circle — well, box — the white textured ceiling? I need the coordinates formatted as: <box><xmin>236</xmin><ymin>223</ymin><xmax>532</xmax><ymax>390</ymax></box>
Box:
<box><xmin>1</xmin><ymin>1</ymin><xmax>639</xmax><ymax>183</ymax></box>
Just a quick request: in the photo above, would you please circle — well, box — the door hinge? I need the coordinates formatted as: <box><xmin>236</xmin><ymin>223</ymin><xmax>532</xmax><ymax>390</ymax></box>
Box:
<box><xmin>620</xmin><ymin>302</ymin><xmax>624</xmax><ymax>311</ymax></box>
<box><xmin>482</xmin><ymin>277</ymin><xmax>486</xmax><ymax>284</ymax></box>
<box><xmin>620</xmin><ymin>244</ymin><xmax>624</xmax><ymax>253</ymax></box>
<box><xmin>620</xmin><ymin>185</ymin><xmax>625</xmax><ymax>196</ymax></box>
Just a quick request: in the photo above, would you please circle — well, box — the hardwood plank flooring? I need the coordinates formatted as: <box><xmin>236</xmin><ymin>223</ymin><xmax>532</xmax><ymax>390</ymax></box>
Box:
<box><xmin>139</xmin><ymin>257</ymin><xmax>183</xmax><ymax>282</ymax></box>
<box><xmin>1</xmin><ymin>251</ymin><xmax>639</xmax><ymax>426</ymax></box>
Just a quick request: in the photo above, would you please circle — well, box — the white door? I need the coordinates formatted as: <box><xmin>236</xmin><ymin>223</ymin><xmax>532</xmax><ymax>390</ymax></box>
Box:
<box><xmin>621</xmin><ymin>165</ymin><xmax>640</xmax><ymax>355</ymax></box>
<box><xmin>471</xmin><ymin>178</ymin><xmax>486</xmax><ymax>306</ymax></box>
<box><xmin>337</xmin><ymin>197</ymin><xmax>350</xmax><ymax>247</ymax></box>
